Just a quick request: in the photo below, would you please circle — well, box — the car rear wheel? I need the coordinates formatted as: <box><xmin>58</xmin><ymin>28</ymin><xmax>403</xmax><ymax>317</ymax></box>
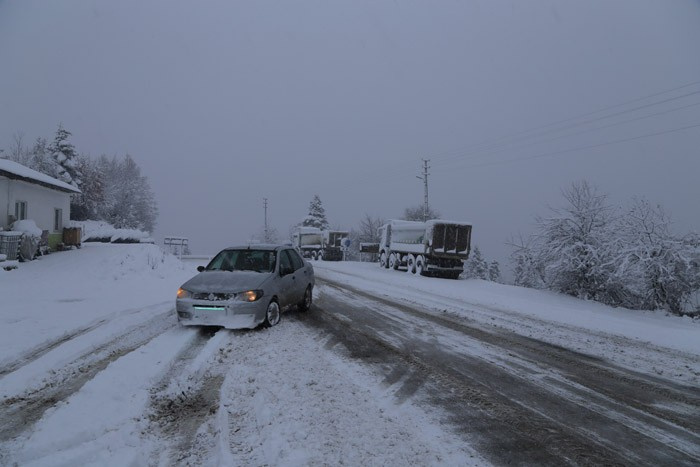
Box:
<box><xmin>263</xmin><ymin>300</ymin><xmax>281</xmax><ymax>327</ymax></box>
<box><xmin>298</xmin><ymin>286</ymin><xmax>312</xmax><ymax>312</ymax></box>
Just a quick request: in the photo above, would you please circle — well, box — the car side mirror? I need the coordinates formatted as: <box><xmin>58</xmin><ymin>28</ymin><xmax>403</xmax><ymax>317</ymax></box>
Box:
<box><xmin>197</xmin><ymin>266</ymin><xmax>205</xmax><ymax>272</ymax></box>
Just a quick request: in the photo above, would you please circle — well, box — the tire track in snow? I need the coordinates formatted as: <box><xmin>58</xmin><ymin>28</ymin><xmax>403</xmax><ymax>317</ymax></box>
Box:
<box><xmin>0</xmin><ymin>308</ymin><xmax>176</xmax><ymax>442</ymax></box>
<box><xmin>144</xmin><ymin>327</ymin><xmax>238</xmax><ymax>465</ymax></box>
<box><xmin>307</xmin><ymin>281</ymin><xmax>700</xmax><ymax>466</ymax></box>
<box><xmin>321</xmin><ymin>277</ymin><xmax>700</xmax><ymax>432</ymax></box>
<box><xmin>0</xmin><ymin>300</ymin><xmax>171</xmax><ymax>378</ymax></box>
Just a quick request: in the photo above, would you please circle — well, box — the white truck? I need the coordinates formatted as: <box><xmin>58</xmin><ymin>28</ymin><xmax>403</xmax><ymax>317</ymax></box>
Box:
<box><xmin>377</xmin><ymin>219</ymin><xmax>472</xmax><ymax>278</ymax></box>
<box><xmin>291</xmin><ymin>227</ymin><xmax>349</xmax><ymax>261</ymax></box>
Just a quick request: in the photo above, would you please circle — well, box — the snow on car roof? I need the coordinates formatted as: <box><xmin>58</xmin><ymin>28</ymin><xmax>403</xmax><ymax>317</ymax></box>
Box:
<box><xmin>0</xmin><ymin>159</ymin><xmax>81</xmax><ymax>193</ymax></box>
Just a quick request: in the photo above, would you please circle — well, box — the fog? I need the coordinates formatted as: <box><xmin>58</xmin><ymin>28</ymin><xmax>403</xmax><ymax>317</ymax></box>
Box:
<box><xmin>1</xmin><ymin>0</ymin><xmax>699</xmax><ymax>269</ymax></box>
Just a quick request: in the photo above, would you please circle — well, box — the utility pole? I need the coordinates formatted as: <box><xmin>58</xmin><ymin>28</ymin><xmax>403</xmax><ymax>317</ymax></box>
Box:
<box><xmin>416</xmin><ymin>159</ymin><xmax>430</xmax><ymax>221</ymax></box>
<box><xmin>263</xmin><ymin>198</ymin><xmax>268</xmax><ymax>242</ymax></box>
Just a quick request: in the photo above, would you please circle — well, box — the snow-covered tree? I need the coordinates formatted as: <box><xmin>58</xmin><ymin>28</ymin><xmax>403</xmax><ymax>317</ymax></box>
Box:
<box><xmin>29</xmin><ymin>137</ymin><xmax>58</xmax><ymax>177</ymax></box>
<box><xmin>488</xmin><ymin>260</ymin><xmax>502</xmax><ymax>283</ymax></box>
<box><xmin>302</xmin><ymin>195</ymin><xmax>329</xmax><ymax>230</ymax></box>
<box><xmin>49</xmin><ymin>124</ymin><xmax>82</xmax><ymax>188</ymax></box>
<box><xmin>70</xmin><ymin>155</ymin><xmax>105</xmax><ymax>221</ymax></box>
<box><xmin>463</xmin><ymin>246</ymin><xmax>488</xmax><ymax>279</ymax></box>
<box><xmin>613</xmin><ymin>198</ymin><xmax>700</xmax><ymax>314</ymax></box>
<box><xmin>510</xmin><ymin>237</ymin><xmax>545</xmax><ymax>288</ymax></box>
<box><xmin>98</xmin><ymin>154</ymin><xmax>158</xmax><ymax>232</ymax></box>
<box><xmin>402</xmin><ymin>205</ymin><xmax>440</xmax><ymax>222</ymax></box>
<box><xmin>535</xmin><ymin>181</ymin><xmax>616</xmax><ymax>302</ymax></box>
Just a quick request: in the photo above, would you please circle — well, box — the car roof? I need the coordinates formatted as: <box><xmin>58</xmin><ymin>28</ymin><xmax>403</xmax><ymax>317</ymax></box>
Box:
<box><xmin>223</xmin><ymin>244</ymin><xmax>288</xmax><ymax>252</ymax></box>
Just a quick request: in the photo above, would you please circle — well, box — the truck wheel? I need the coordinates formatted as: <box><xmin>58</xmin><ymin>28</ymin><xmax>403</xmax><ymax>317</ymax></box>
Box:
<box><xmin>406</xmin><ymin>254</ymin><xmax>416</xmax><ymax>274</ymax></box>
<box><xmin>416</xmin><ymin>256</ymin><xmax>425</xmax><ymax>276</ymax></box>
<box><xmin>389</xmin><ymin>253</ymin><xmax>399</xmax><ymax>270</ymax></box>
<box><xmin>380</xmin><ymin>252</ymin><xmax>388</xmax><ymax>268</ymax></box>
<box><xmin>318</xmin><ymin>252</ymin><xmax>323</xmax><ymax>261</ymax></box>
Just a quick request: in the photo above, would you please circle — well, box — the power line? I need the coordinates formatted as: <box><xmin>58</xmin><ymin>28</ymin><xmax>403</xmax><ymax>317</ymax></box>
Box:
<box><xmin>446</xmin><ymin>122</ymin><xmax>700</xmax><ymax>171</ymax></box>
<box><xmin>431</xmin><ymin>79</ymin><xmax>700</xmax><ymax>162</ymax></box>
<box><xmin>433</xmin><ymin>89</ymin><xmax>700</xmax><ymax>166</ymax></box>
<box><xmin>431</xmin><ymin>100</ymin><xmax>700</xmax><ymax>169</ymax></box>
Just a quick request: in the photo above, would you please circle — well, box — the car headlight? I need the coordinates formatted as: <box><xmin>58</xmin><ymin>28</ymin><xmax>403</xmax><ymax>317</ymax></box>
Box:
<box><xmin>177</xmin><ymin>288</ymin><xmax>192</xmax><ymax>299</ymax></box>
<box><xmin>235</xmin><ymin>290</ymin><xmax>264</xmax><ymax>302</ymax></box>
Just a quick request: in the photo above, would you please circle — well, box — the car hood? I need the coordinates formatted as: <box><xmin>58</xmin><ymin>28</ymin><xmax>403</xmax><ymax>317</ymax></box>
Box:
<box><xmin>181</xmin><ymin>271</ymin><xmax>271</xmax><ymax>294</ymax></box>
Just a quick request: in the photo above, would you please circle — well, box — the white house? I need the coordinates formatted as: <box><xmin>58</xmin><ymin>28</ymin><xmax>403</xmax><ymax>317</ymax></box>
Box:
<box><xmin>0</xmin><ymin>159</ymin><xmax>81</xmax><ymax>248</ymax></box>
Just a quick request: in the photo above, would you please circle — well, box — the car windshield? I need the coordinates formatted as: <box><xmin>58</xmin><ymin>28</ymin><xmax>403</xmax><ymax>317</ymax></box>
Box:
<box><xmin>206</xmin><ymin>249</ymin><xmax>276</xmax><ymax>273</ymax></box>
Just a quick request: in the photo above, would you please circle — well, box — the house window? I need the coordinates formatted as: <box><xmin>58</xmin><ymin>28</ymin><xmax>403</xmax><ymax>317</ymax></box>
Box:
<box><xmin>15</xmin><ymin>201</ymin><xmax>27</xmax><ymax>220</ymax></box>
<box><xmin>54</xmin><ymin>209</ymin><xmax>63</xmax><ymax>232</ymax></box>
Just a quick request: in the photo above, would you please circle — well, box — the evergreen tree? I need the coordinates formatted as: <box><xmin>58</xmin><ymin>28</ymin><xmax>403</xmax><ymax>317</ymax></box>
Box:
<box><xmin>488</xmin><ymin>260</ymin><xmax>502</xmax><ymax>283</ymax></box>
<box><xmin>49</xmin><ymin>124</ymin><xmax>82</xmax><ymax>188</ymax></box>
<box><xmin>302</xmin><ymin>195</ymin><xmax>329</xmax><ymax>229</ymax></box>
<box><xmin>464</xmin><ymin>246</ymin><xmax>489</xmax><ymax>279</ymax></box>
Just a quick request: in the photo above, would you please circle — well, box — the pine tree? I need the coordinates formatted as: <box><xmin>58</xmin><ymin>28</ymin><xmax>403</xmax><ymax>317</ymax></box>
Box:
<box><xmin>464</xmin><ymin>246</ymin><xmax>488</xmax><ymax>279</ymax></box>
<box><xmin>488</xmin><ymin>260</ymin><xmax>502</xmax><ymax>283</ymax></box>
<box><xmin>49</xmin><ymin>124</ymin><xmax>82</xmax><ymax>188</ymax></box>
<box><xmin>302</xmin><ymin>195</ymin><xmax>329</xmax><ymax>230</ymax></box>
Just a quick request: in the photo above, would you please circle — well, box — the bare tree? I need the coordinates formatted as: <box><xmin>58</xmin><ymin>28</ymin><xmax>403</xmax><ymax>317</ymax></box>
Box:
<box><xmin>6</xmin><ymin>132</ymin><xmax>32</xmax><ymax>166</ymax></box>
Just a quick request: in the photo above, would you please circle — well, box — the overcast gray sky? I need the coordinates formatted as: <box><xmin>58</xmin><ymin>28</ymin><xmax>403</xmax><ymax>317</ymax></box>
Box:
<box><xmin>1</xmin><ymin>0</ymin><xmax>699</xmax><ymax>267</ymax></box>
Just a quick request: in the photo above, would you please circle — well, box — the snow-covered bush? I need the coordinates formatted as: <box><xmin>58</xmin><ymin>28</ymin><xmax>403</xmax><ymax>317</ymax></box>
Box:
<box><xmin>70</xmin><ymin>220</ymin><xmax>151</xmax><ymax>244</ymax></box>
<box><xmin>11</xmin><ymin>219</ymin><xmax>42</xmax><ymax>261</ymax></box>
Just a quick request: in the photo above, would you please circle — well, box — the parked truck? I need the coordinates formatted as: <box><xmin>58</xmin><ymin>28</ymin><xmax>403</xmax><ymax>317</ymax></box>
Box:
<box><xmin>377</xmin><ymin>219</ymin><xmax>472</xmax><ymax>278</ymax></box>
<box><xmin>291</xmin><ymin>227</ymin><xmax>349</xmax><ymax>261</ymax></box>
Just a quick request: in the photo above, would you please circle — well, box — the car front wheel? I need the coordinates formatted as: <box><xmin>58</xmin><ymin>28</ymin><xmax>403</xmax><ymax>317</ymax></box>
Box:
<box><xmin>263</xmin><ymin>300</ymin><xmax>281</xmax><ymax>327</ymax></box>
<box><xmin>298</xmin><ymin>286</ymin><xmax>312</xmax><ymax>312</ymax></box>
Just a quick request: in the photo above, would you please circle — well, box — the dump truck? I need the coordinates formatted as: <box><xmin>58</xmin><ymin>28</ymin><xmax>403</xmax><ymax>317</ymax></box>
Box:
<box><xmin>377</xmin><ymin>219</ymin><xmax>472</xmax><ymax>278</ymax></box>
<box><xmin>291</xmin><ymin>228</ymin><xmax>349</xmax><ymax>261</ymax></box>
<box><xmin>291</xmin><ymin>227</ymin><xmax>323</xmax><ymax>260</ymax></box>
<box><xmin>320</xmin><ymin>230</ymin><xmax>349</xmax><ymax>261</ymax></box>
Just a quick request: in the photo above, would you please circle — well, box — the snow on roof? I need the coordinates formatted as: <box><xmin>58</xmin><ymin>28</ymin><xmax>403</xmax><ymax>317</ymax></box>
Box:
<box><xmin>425</xmin><ymin>219</ymin><xmax>472</xmax><ymax>227</ymax></box>
<box><xmin>0</xmin><ymin>159</ymin><xmax>81</xmax><ymax>193</ymax></box>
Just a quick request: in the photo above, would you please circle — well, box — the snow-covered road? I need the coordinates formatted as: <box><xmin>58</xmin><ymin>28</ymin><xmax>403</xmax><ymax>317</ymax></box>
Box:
<box><xmin>1</xmin><ymin>247</ymin><xmax>698</xmax><ymax>465</ymax></box>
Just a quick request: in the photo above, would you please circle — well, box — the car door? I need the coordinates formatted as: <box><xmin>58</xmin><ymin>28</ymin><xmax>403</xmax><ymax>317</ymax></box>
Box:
<box><xmin>286</xmin><ymin>248</ymin><xmax>308</xmax><ymax>303</ymax></box>
<box><xmin>277</xmin><ymin>250</ymin><xmax>296</xmax><ymax>308</ymax></box>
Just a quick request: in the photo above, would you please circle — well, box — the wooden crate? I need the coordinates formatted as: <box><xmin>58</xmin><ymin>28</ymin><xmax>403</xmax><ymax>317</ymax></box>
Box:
<box><xmin>62</xmin><ymin>227</ymin><xmax>82</xmax><ymax>248</ymax></box>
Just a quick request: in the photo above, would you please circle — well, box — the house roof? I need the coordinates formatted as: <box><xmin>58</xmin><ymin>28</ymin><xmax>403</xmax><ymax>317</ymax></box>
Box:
<box><xmin>0</xmin><ymin>159</ymin><xmax>81</xmax><ymax>194</ymax></box>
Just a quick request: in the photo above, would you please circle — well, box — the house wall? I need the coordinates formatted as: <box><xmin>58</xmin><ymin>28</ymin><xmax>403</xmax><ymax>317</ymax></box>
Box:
<box><xmin>0</xmin><ymin>176</ymin><xmax>71</xmax><ymax>234</ymax></box>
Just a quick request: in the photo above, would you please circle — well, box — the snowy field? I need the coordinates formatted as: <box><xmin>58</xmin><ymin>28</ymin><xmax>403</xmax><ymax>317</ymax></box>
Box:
<box><xmin>312</xmin><ymin>260</ymin><xmax>700</xmax><ymax>385</ymax></box>
<box><xmin>0</xmin><ymin>246</ymin><xmax>485</xmax><ymax>466</ymax></box>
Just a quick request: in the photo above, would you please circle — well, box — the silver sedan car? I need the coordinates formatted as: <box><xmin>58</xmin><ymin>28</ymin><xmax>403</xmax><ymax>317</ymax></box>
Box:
<box><xmin>176</xmin><ymin>245</ymin><xmax>314</xmax><ymax>329</ymax></box>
